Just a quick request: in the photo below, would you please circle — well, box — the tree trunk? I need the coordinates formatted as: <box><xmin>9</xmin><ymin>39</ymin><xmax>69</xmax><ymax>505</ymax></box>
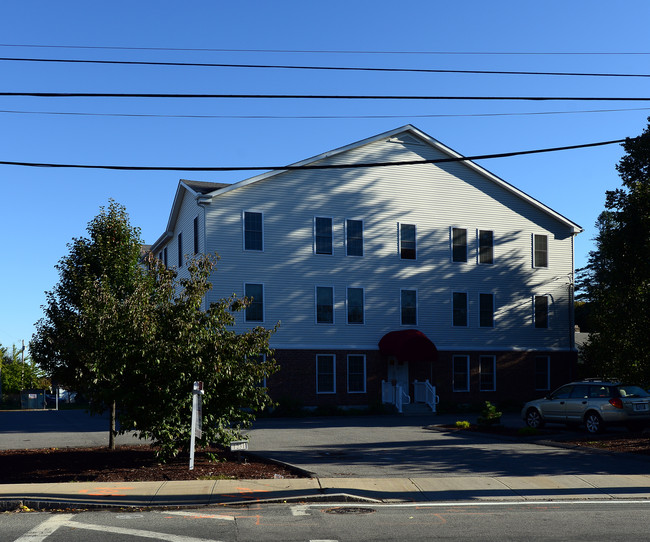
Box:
<box><xmin>109</xmin><ymin>401</ymin><xmax>116</xmax><ymax>450</ymax></box>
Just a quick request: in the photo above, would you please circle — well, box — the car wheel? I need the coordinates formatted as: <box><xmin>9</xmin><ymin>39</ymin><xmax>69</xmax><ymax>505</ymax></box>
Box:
<box><xmin>584</xmin><ymin>412</ymin><xmax>604</xmax><ymax>434</ymax></box>
<box><xmin>525</xmin><ymin>408</ymin><xmax>544</xmax><ymax>429</ymax></box>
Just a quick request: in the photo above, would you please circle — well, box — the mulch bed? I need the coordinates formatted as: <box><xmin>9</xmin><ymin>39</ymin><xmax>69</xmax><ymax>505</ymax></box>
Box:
<box><xmin>0</xmin><ymin>445</ymin><xmax>303</xmax><ymax>484</ymax></box>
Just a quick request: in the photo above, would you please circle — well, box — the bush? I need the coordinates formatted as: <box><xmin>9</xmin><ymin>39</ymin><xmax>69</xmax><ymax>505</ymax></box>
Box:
<box><xmin>455</xmin><ymin>420</ymin><xmax>471</xmax><ymax>429</ymax></box>
<box><xmin>477</xmin><ymin>401</ymin><xmax>502</xmax><ymax>426</ymax></box>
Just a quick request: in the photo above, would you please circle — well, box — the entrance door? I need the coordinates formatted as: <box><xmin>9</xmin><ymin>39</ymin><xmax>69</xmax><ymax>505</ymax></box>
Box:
<box><xmin>387</xmin><ymin>359</ymin><xmax>409</xmax><ymax>396</ymax></box>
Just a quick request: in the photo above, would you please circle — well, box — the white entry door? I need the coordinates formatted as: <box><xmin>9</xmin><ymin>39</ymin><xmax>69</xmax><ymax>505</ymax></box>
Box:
<box><xmin>387</xmin><ymin>359</ymin><xmax>409</xmax><ymax>395</ymax></box>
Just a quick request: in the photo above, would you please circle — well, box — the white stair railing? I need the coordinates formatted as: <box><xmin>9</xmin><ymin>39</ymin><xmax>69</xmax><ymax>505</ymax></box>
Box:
<box><xmin>382</xmin><ymin>380</ymin><xmax>410</xmax><ymax>414</ymax></box>
<box><xmin>413</xmin><ymin>380</ymin><xmax>439</xmax><ymax>413</ymax></box>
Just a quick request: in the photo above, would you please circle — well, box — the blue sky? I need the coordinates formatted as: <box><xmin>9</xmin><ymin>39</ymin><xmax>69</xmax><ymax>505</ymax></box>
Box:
<box><xmin>1</xmin><ymin>0</ymin><xmax>649</xmax><ymax>347</ymax></box>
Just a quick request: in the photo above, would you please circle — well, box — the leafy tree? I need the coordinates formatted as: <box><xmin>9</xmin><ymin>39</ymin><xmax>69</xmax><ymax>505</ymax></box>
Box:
<box><xmin>576</xmin><ymin>119</ymin><xmax>650</xmax><ymax>385</ymax></box>
<box><xmin>31</xmin><ymin>200</ymin><xmax>144</xmax><ymax>448</ymax></box>
<box><xmin>1</xmin><ymin>343</ymin><xmax>49</xmax><ymax>394</ymax></box>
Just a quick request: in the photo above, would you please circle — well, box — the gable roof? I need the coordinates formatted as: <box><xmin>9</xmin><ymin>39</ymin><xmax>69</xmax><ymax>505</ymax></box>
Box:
<box><xmin>151</xmin><ymin>125</ymin><xmax>582</xmax><ymax>252</ymax></box>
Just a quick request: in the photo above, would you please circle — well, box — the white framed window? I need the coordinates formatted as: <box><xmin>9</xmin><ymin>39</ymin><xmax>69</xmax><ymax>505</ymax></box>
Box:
<box><xmin>478</xmin><ymin>229</ymin><xmax>494</xmax><ymax>265</ymax></box>
<box><xmin>399</xmin><ymin>223</ymin><xmax>416</xmax><ymax>260</ymax></box>
<box><xmin>316</xmin><ymin>354</ymin><xmax>336</xmax><ymax>394</ymax></box>
<box><xmin>400</xmin><ymin>289</ymin><xmax>417</xmax><ymax>325</ymax></box>
<box><xmin>534</xmin><ymin>295</ymin><xmax>549</xmax><ymax>328</ymax></box>
<box><xmin>316</xmin><ymin>286</ymin><xmax>334</xmax><ymax>324</ymax></box>
<box><xmin>193</xmin><ymin>216</ymin><xmax>199</xmax><ymax>255</ymax></box>
<box><xmin>244</xmin><ymin>283</ymin><xmax>264</xmax><ymax>322</ymax></box>
<box><xmin>452</xmin><ymin>291</ymin><xmax>468</xmax><ymax>327</ymax></box>
<box><xmin>177</xmin><ymin>232</ymin><xmax>183</xmax><ymax>267</ymax></box>
<box><xmin>163</xmin><ymin>246</ymin><xmax>168</xmax><ymax>267</ymax></box>
<box><xmin>346</xmin><ymin>219</ymin><xmax>364</xmax><ymax>257</ymax></box>
<box><xmin>346</xmin><ymin>287</ymin><xmax>364</xmax><ymax>325</ymax></box>
<box><xmin>453</xmin><ymin>355</ymin><xmax>470</xmax><ymax>392</ymax></box>
<box><xmin>479</xmin><ymin>355</ymin><xmax>496</xmax><ymax>391</ymax></box>
<box><xmin>314</xmin><ymin>216</ymin><xmax>333</xmax><ymax>255</ymax></box>
<box><xmin>347</xmin><ymin>354</ymin><xmax>366</xmax><ymax>393</ymax></box>
<box><xmin>451</xmin><ymin>227</ymin><xmax>467</xmax><ymax>263</ymax></box>
<box><xmin>533</xmin><ymin>234</ymin><xmax>548</xmax><ymax>268</ymax></box>
<box><xmin>535</xmin><ymin>355</ymin><xmax>550</xmax><ymax>391</ymax></box>
<box><xmin>243</xmin><ymin>211</ymin><xmax>264</xmax><ymax>251</ymax></box>
<box><xmin>479</xmin><ymin>293</ymin><xmax>495</xmax><ymax>328</ymax></box>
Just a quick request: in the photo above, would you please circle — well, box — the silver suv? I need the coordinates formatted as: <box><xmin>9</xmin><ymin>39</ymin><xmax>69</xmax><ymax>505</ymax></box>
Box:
<box><xmin>522</xmin><ymin>380</ymin><xmax>650</xmax><ymax>433</ymax></box>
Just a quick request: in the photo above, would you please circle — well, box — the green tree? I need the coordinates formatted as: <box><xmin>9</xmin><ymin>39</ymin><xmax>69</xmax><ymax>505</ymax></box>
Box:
<box><xmin>576</xmin><ymin>119</ymin><xmax>650</xmax><ymax>385</ymax></box>
<box><xmin>1</xmin><ymin>343</ymin><xmax>49</xmax><ymax>394</ymax></box>
<box><xmin>31</xmin><ymin>200</ymin><xmax>144</xmax><ymax>448</ymax></box>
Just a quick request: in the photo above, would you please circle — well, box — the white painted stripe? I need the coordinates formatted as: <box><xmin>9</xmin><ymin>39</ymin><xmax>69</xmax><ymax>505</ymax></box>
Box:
<box><xmin>307</xmin><ymin>500</ymin><xmax>650</xmax><ymax>509</ymax></box>
<box><xmin>163</xmin><ymin>511</ymin><xmax>235</xmax><ymax>521</ymax></box>
<box><xmin>63</xmin><ymin>520</ymin><xmax>223</xmax><ymax>542</ymax></box>
<box><xmin>290</xmin><ymin>504</ymin><xmax>310</xmax><ymax>516</ymax></box>
<box><xmin>13</xmin><ymin>514</ymin><xmax>74</xmax><ymax>542</ymax></box>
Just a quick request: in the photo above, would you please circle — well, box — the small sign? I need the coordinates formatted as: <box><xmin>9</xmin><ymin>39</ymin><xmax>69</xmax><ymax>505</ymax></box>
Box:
<box><xmin>230</xmin><ymin>440</ymin><xmax>249</xmax><ymax>451</ymax></box>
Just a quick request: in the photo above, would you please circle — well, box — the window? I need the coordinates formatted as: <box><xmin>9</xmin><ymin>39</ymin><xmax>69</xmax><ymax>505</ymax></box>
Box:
<box><xmin>244</xmin><ymin>211</ymin><xmax>263</xmax><ymax>251</ymax></box>
<box><xmin>347</xmin><ymin>354</ymin><xmax>366</xmax><ymax>393</ymax></box>
<box><xmin>316</xmin><ymin>286</ymin><xmax>334</xmax><ymax>324</ymax></box>
<box><xmin>479</xmin><ymin>355</ymin><xmax>496</xmax><ymax>391</ymax></box>
<box><xmin>346</xmin><ymin>219</ymin><xmax>363</xmax><ymax>256</ymax></box>
<box><xmin>535</xmin><ymin>356</ymin><xmax>550</xmax><ymax>391</ymax></box>
<box><xmin>193</xmin><ymin>216</ymin><xmax>199</xmax><ymax>255</ymax></box>
<box><xmin>315</xmin><ymin>217</ymin><xmax>333</xmax><ymax>255</ymax></box>
<box><xmin>163</xmin><ymin>247</ymin><xmax>168</xmax><ymax>267</ymax></box>
<box><xmin>452</xmin><ymin>227</ymin><xmax>467</xmax><ymax>263</ymax></box>
<box><xmin>453</xmin><ymin>355</ymin><xmax>470</xmax><ymax>392</ymax></box>
<box><xmin>533</xmin><ymin>234</ymin><xmax>548</xmax><ymax>268</ymax></box>
<box><xmin>399</xmin><ymin>223</ymin><xmax>416</xmax><ymax>259</ymax></box>
<box><xmin>401</xmin><ymin>289</ymin><xmax>417</xmax><ymax>325</ymax></box>
<box><xmin>479</xmin><ymin>293</ymin><xmax>495</xmax><ymax>328</ymax></box>
<box><xmin>177</xmin><ymin>232</ymin><xmax>183</xmax><ymax>267</ymax></box>
<box><xmin>244</xmin><ymin>283</ymin><xmax>264</xmax><ymax>322</ymax></box>
<box><xmin>478</xmin><ymin>230</ymin><xmax>494</xmax><ymax>264</ymax></box>
<box><xmin>347</xmin><ymin>287</ymin><xmax>364</xmax><ymax>324</ymax></box>
<box><xmin>534</xmin><ymin>295</ymin><xmax>549</xmax><ymax>328</ymax></box>
<box><xmin>316</xmin><ymin>354</ymin><xmax>336</xmax><ymax>393</ymax></box>
<box><xmin>452</xmin><ymin>292</ymin><xmax>468</xmax><ymax>327</ymax></box>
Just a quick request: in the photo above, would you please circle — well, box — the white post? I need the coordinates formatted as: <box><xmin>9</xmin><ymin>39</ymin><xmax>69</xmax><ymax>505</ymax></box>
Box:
<box><xmin>189</xmin><ymin>381</ymin><xmax>204</xmax><ymax>471</ymax></box>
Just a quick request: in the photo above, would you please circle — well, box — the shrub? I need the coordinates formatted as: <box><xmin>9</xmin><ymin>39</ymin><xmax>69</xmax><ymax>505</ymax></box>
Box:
<box><xmin>477</xmin><ymin>401</ymin><xmax>502</xmax><ymax>426</ymax></box>
<box><xmin>455</xmin><ymin>420</ymin><xmax>471</xmax><ymax>429</ymax></box>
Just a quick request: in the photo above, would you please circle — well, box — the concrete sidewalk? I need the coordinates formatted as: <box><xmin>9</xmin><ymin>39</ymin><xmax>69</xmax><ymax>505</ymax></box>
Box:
<box><xmin>2</xmin><ymin>474</ymin><xmax>650</xmax><ymax>510</ymax></box>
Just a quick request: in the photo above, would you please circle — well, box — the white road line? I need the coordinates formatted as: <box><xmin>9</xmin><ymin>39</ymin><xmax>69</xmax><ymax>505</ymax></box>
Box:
<box><xmin>63</xmin><ymin>521</ymin><xmax>224</xmax><ymax>541</ymax></box>
<box><xmin>307</xmin><ymin>499</ymin><xmax>650</xmax><ymax>508</ymax></box>
<box><xmin>290</xmin><ymin>504</ymin><xmax>311</xmax><ymax>516</ymax></box>
<box><xmin>163</xmin><ymin>511</ymin><xmax>235</xmax><ymax>521</ymax></box>
<box><xmin>13</xmin><ymin>514</ymin><xmax>74</xmax><ymax>542</ymax></box>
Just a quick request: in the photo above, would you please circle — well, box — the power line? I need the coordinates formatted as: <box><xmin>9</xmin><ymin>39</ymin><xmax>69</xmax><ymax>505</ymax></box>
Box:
<box><xmin>1</xmin><ymin>106</ymin><xmax>649</xmax><ymax>120</ymax></box>
<box><xmin>1</xmin><ymin>44</ymin><xmax>649</xmax><ymax>55</ymax></box>
<box><xmin>0</xmin><ymin>139</ymin><xmax>626</xmax><ymax>171</ymax></box>
<box><xmin>3</xmin><ymin>56</ymin><xmax>650</xmax><ymax>78</ymax></box>
<box><xmin>2</xmin><ymin>92</ymin><xmax>650</xmax><ymax>101</ymax></box>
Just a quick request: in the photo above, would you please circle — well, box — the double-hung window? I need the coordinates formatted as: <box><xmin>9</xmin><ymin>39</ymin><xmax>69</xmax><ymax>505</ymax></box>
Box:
<box><xmin>347</xmin><ymin>354</ymin><xmax>366</xmax><ymax>393</ymax></box>
<box><xmin>316</xmin><ymin>286</ymin><xmax>334</xmax><ymax>324</ymax></box>
<box><xmin>452</xmin><ymin>227</ymin><xmax>467</xmax><ymax>263</ymax></box>
<box><xmin>478</xmin><ymin>229</ymin><xmax>494</xmax><ymax>264</ymax></box>
<box><xmin>479</xmin><ymin>355</ymin><xmax>496</xmax><ymax>391</ymax></box>
<box><xmin>347</xmin><ymin>287</ymin><xmax>364</xmax><ymax>324</ymax></box>
<box><xmin>316</xmin><ymin>354</ymin><xmax>336</xmax><ymax>394</ymax></box>
<box><xmin>346</xmin><ymin>219</ymin><xmax>363</xmax><ymax>256</ymax></box>
<box><xmin>399</xmin><ymin>223</ymin><xmax>416</xmax><ymax>260</ymax></box>
<box><xmin>244</xmin><ymin>283</ymin><xmax>264</xmax><ymax>322</ymax></box>
<box><xmin>533</xmin><ymin>234</ymin><xmax>548</xmax><ymax>268</ymax></box>
<box><xmin>479</xmin><ymin>293</ymin><xmax>495</xmax><ymax>328</ymax></box>
<box><xmin>452</xmin><ymin>292</ymin><xmax>468</xmax><ymax>327</ymax></box>
<box><xmin>401</xmin><ymin>289</ymin><xmax>417</xmax><ymax>325</ymax></box>
<box><xmin>177</xmin><ymin>232</ymin><xmax>183</xmax><ymax>267</ymax></box>
<box><xmin>453</xmin><ymin>355</ymin><xmax>470</xmax><ymax>392</ymax></box>
<box><xmin>534</xmin><ymin>295</ymin><xmax>549</xmax><ymax>328</ymax></box>
<box><xmin>535</xmin><ymin>355</ymin><xmax>550</xmax><ymax>391</ymax></box>
<box><xmin>315</xmin><ymin>217</ymin><xmax>333</xmax><ymax>255</ymax></box>
<box><xmin>193</xmin><ymin>216</ymin><xmax>199</xmax><ymax>255</ymax></box>
<box><xmin>244</xmin><ymin>211</ymin><xmax>263</xmax><ymax>251</ymax></box>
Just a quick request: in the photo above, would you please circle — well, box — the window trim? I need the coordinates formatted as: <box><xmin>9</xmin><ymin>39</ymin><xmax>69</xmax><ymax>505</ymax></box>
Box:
<box><xmin>316</xmin><ymin>354</ymin><xmax>336</xmax><ymax>394</ymax></box>
<box><xmin>398</xmin><ymin>222</ymin><xmax>417</xmax><ymax>260</ymax></box>
<box><xmin>193</xmin><ymin>216</ymin><xmax>199</xmax><ymax>255</ymax></box>
<box><xmin>315</xmin><ymin>285</ymin><xmax>335</xmax><ymax>325</ymax></box>
<box><xmin>243</xmin><ymin>210</ymin><xmax>264</xmax><ymax>252</ymax></box>
<box><xmin>535</xmin><ymin>355</ymin><xmax>551</xmax><ymax>391</ymax></box>
<box><xmin>244</xmin><ymin>282</ymin><xmax>265</xmax><ymax>323</ymax></box>
<box><xmin>346</xmin><ymin>286</ymin><xmax>365</xmax><ymax>325</ymax></box>
<box><xmin>314</xmin><ymin>216</ymin><xmax>334</xmax><ymax>255</ymax></box>
<box><xmin>452</xmin><ymin>291</ymin><xmax>469</xmax><ymax>328</ymax></box>
<box><xmin>533</xmin><ymin>233</ymin><xmax>549</xmax><ymax>268</ymax></box>
<box><xmin>534</xmin><ymin>295</ymin><xmax>549</xmax><ymax>329</ymax></box>
<box><xmin>345</xmin><ymin>218</ymin><xmax>364</xmax><ymax>257</ymax></box>
<box><xmin>452</xmin><ymin>355</ymin><xmax>470</xmax><ymax>392</ymax></box>
<box><xmin>479</xmin><ymin>292</ymin><xmax>495</xmax><ymax>328</ymax></box>
<box><xmin>347</xmin><ymin>354</ymin><xmax>366</xmax><ymax>394</ymax></box>
<box><xmin>451</xmin><ymin>227</ymin><xmax>468</xmax><ymax>263</ymax></box>
<box><xmin>479</xmin><ymin>355</ymin><xmax>496</xmax><ymax>392</ymax></box>
<box><xmin>477</xmin><ymin>229</ymin><xmax>494</xmax><ymax>265</ymax></box>
<box><xmin>177</xmin><ymin>232</ymin><xmax>183</xmax><ymax>268</ymax></box>
<box><xmin>400</xmin><ymin>288</ymin><xmax>418</xmax><ymax>326</ymax></box>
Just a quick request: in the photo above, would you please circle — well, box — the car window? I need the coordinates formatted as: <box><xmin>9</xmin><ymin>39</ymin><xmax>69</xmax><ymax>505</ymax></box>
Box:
<box><xmin>589</xmin><ymin>385</ymin><xmax>611</xmax><ymax>398</ymax></box>
<box><xmin>550</xmin><ymin>385</ymin><xmax>572</xmax><ymax>399</ymax></box>
<box><xmin>617</xmin><ymin>386</ymin><xmax>650</xmax><ymax>398</ymax></box>
<box><xmin>570</xmin><ymin>385</ymin><xmax>589</xmax><ymax>398</ymax></box>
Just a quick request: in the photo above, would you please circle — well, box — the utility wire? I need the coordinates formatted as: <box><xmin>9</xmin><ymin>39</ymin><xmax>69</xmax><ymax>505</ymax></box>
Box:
<box><xmin>2</xmin><ymin>92</ymin><xmax>650</xmax><ymax>101</ymax></box>
<box><xmin>1</xmin><ymin>106</ymin><xmax>649</xmax><ymax>120</ymax></box>
<box><xmin>0</xmin><ymin>139</ymin><xmax>626</xmax><ymax>171</ymax></box>
<box><xmin>2</xmin><ymin>56</ymin><xmax>650</xmax><ymax>78</ymax></box>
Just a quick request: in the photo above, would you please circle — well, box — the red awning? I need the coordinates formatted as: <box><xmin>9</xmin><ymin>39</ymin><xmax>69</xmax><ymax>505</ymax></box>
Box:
<box><xmin>378</xmin><ymin>329</ymin><xmax>438</xmax><ymax>363</ymax></box>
